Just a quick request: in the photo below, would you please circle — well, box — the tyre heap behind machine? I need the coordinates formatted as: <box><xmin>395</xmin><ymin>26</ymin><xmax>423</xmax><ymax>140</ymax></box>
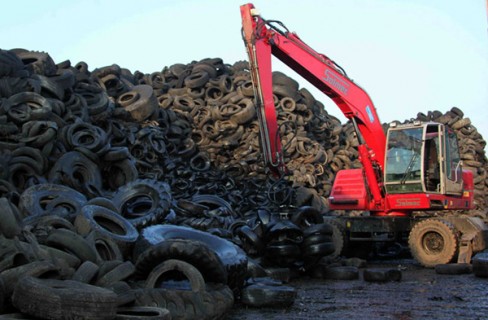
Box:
<box><xmin>240</xmin><ymin>3</ymin><xmax>487</xmax><ymax>267</ymax></box>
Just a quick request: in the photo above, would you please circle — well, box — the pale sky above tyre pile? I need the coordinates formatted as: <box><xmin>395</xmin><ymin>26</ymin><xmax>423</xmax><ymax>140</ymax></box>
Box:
<box><xmin>2</xmin><ymin>0</ymin><xmax>487</xmax><ymax>139</ymax></box>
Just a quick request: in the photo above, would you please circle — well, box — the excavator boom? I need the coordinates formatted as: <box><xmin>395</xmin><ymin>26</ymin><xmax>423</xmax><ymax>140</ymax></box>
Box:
<box><xmin>241</xmin><ymin>2</ymin><xmax>386</xmax><ymax>205</ymax></box>
<box><xmin>240</xmin><ymin>3</ymin><xmax>473</xmax><ymax>215</ymax></box>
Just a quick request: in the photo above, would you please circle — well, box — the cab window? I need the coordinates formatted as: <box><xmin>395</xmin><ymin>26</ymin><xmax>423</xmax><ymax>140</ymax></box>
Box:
<box><xmin>385</xmin><ymin>127</ymin><xmax>423</xmax><ymax>193</ymax></box>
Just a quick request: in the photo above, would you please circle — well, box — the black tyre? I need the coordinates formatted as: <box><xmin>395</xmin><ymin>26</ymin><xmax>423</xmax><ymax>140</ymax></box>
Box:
<box><xmin>190</xmin><ymin>194</ymin><xmax>235</xmax><ymax>218</ymax></box>
<box><xmin>363</xmin><ymin>268</ymin><xmax>402</xmax><ymax>282</ymax></box>
<box><xmin>302</xmin><ymin>223</ymin><xmax>334</xmax><ymax>238</ymax></box>
<box><xmin>3</xmin><ymin>92</ymin><xmax>52</xmax><ymax>125</ymax></box>
<box><xmin>26</xmin><ymin>214</ymin><xmax>75</xmax><ymax>232</ymax></box>
<box><xmin>0</xmin><ymin>49</ymin><xmax>24</xmax><ymax>77</ymax></box>
<box><xmin>134</xmin><ymin>238</ymin><xmax>228</xmax><ymax>285</ymax></box>
<box><xmin>472</xmin><ymin>252</ymin><xmax>488</xmax><ymax>278</ymax></box>
<box><xmin>241</xmin><ymin>281</ymin><xmax>297</xmax><ymax>308</ymax></box>
<box><xmin>133</xmin><ymin>288</ymin><xmax>185</xmax><ymax>319</ymax></box>
<box><xmin>96</xmin><ymin>261</ymin><xmax>136</xmax><ymax>287</ymax></box>
<box><xmin>12</xmin><ymin>50</ymin><xmax>57</xmax><ymax>76</ymax></box>
<box><xmin>18</xmin><ymin>183</ymin><xmax>87</xmax><ymax>220</ymax></box>
<box><xmin>85</xmin><ymin>230</ymin><xmax>124</xmax><ymax>263</ymax></box>
<box><xmin>246</xmin><ymin>258</ymin><xmax>267</xmax><ymax>278</ymax></box>
<box><xmin>0</xmin><ymin>251</ymin><xmax>29</xmax><ymax>274</ymax></box>
<box><xmin>47</xmin><ymin>151</ymin><xmax>104</xmax><ymax>199</ymax></box>
<box><xmin>145</xmin><ymin>259</ymin><xmax>206</xmax><ymax>291</ymax></box>
<box><xmin>108</xmin><ymin>281</ymin><xmax>136</xmax><ymax>307</ymax></box>
<box><xmin>0</xmin><ymin>276</ymin><xmax>4</xmax><ymax>314</ymax></box>
<box><xmin>46</xmin><ymin>228</ymin><xmax>98</xmax><ymax>263</ymax></box>
<box><xmin>291</xmin><ymin>206</ymin><xmax>324</xmax><ymax>229</ymax></box>
<box><xmin>135</xmin><ymin>225</ymin><xmax>247</xmax><ymax>294</ymax></box>
<box><xmin>266</xmin><ymin>243</ymin><xmax>301</xmax><ymax>258</ymax></box>
<box><xmin>116</xmin><ymin>85</ymin><xmax>158</xmax><ymax>122</ymax></box>
<box><xmin>302</xmin><ymin>242</ymin><xmax>335</xmax><ymax>257</ymax></box>
<box><xmin>72</xmin><ymin>260</ymin><xmax>100</xmax><ymax>284</ymax></box>
<box><xmin>86</xmin><ymin>196</ymin><xmax>119</xmax><ymax>212</ymax></box>
<box><xmin>408</xmin><ymin>219</ymin><xmax>459</xmax><ymax>268</ymax></box>
<box><xmin>236</xmin><ymin>225</ymin><xmax>265</xmax><ymax>255</ymax></box>
<box><xmin>0</xmin><ymin>261</ymin><xmax>58</xmax><ymax>295</ymax></box>
<box><xmin>324</xmin><ymin>266</ymin><xmax>359</xmax><ymax>280</ymax></box>
<box><xmin>75</xmin><ymin>204</ymin><xmax>139</xmax><ymax>249</ymax></box>
<box><xmin>265</xmin><ymin>220</ymin><xmax>303</xmax><ymax>244</ymax></box>
<box><xmin>12</xmin><ymin>276</ymin><xmax>118</xmax><ymax>320</ymax></box>
<box><xmin>115</xmin><ymin>306</ymin><xmax>171</xmax><ymax>320</ymax></box>
<box><xmin>272</xmin><ymin>71</ymin><xmax>299</xmax><ymax>90</ymax></box>
<box><xmin>134</xmin><ymin>284</ymin><xmax>233</xmax><ymax>320</ymax></box>
<box><xmin>302</xmin><ymin>233</ymin><xmax>333</xmax><ymax>247</ymax></box>
<box><xmin>230</xmin><ymin>98</ymin><xmax>256</xmax><ymax>125</ymax></box>
<box><xmin>0</xmin><ymin>313</ymin><xmax>38</xmax><ymax>319</ymax></box>
<box><xmin>37</xmin><ymin>244</ymin><xmax>81</xmax><ymax>268</ymax></box>
<box><xmin>450</xmin><ymin>106</ymin><xmax>464</xmax><ymax>118</ymax></box>
<box><xmin>184</xmin><ymin>71</ymin><xmax>210</xmax><ymax>88</ymax></box>
<box><xmin>435</xmin><ymin>263</ymin><xmax>472</xmax><ymax>275</ymax></box>
<box><xmin>264</xmin><ymin>267</ymin><xmax>292</xmax><ymax>283</ymax></box>
<box><xmin>112</xmin><ymin>179</ymin><xmax>172</xmax><ymax>229</ymax></box>
<box><xmin>0</xmin><ymin>197</ymin><xmax>22</xmax><ymax>238</ymax></box>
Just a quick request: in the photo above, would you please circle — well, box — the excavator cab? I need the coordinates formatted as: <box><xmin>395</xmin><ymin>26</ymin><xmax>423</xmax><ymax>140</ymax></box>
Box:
<box><xmin>384</xmin><ymin>122</ymin><xmax>463</xmax><ymax>196</ymax></box>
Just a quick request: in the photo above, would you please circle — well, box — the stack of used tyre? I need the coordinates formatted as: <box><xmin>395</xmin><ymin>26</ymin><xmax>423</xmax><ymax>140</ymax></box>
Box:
<box><xmin>0</xmin><ymin>48</ymin><xmax>487</xmax><ymax>318</ymax></box>
<box><xmin>0</xmin><ymin>189</ymin><xmax>246</xmax><ymax>319</ymax></box>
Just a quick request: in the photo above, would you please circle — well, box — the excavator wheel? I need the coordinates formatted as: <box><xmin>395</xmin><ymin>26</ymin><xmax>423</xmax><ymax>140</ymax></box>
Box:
<box><xmin>408</xmin><ymin>219</ymin><xmax>459</xmax><ymax>268</ymax></box>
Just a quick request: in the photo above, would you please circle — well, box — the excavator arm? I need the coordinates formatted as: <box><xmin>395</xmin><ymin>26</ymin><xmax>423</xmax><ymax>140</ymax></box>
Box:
<box><xmin>241</xmin><ymin>3</ymin><xmax>386</xmax><ymax>206</ymax></box>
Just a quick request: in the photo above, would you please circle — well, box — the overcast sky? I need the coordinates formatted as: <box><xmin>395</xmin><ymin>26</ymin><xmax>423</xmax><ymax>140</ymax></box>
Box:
<box><xmin>2</xmin><ymin>0</ymin><xmax>487</xmax><ymax>139</ymax></box>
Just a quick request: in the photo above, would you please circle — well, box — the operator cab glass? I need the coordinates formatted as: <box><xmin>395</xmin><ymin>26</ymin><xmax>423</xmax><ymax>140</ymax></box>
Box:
<box><xmin>384</xmin><ymin>125</ymin><xmax>423</xmax><ymax>193</ymax></box>
<box><xmin>444</xmin><ymin>127</ymin><xmax>463</xmax><ymax>195</ymax></box>
<box><xmin>384</xmin><ymin>122</ymin><xmax>463</xmax><ymax>195</ymax></box>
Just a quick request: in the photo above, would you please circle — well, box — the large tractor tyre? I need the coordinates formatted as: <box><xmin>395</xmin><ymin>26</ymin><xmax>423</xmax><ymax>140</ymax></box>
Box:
<box><xmin>408</xmin><ymin>219</ymin><xmax>459</xmax><ymax>268</ymax></box>
<box><xmin>135</xmin><ymin>225</ymin><xmax>247</xmax><ymax>296</ymax></box>
<box><xmin>134</xmin><ymin>239</ymin><xmax>228</xmax><ymax>285</ymax></box>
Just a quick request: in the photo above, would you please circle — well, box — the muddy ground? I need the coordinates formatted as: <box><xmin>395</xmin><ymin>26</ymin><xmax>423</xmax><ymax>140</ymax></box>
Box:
<box><xmin>228</xmin><ymin>258</ymin><xmax>488</xmax><ymax>320</ymax></box>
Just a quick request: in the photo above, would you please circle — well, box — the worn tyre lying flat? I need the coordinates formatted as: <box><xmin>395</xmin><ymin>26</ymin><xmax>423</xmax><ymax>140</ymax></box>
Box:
<box><xmin>363</xmin><ymin>268</ymin><xmax>402</xmax><ymax>282</ymax></box>
<box><xmin>12</xmin><ymin>276</ymin><xmax>118</xmax><ymax>320</ymax></box>
<box><xmin>324</xmin><ymin>266</ymin><xmax>359</xmax><ymax>280</ymax></box>
<box><xmin>435</xmin><ymin>263</ymin><xmax>472</xmax><ymax>275</ymax></box>
<box><xmin>241</xmin><ymin>278</ymin><xmax>297</xmax><ymax>308</ymax></box>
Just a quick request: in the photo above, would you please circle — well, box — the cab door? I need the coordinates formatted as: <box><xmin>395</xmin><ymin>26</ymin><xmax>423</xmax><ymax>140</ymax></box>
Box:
<box><xmin>442</xmin><ymin>127</ymin><xmax>463</xmax><ymax>195</ymax></box>
<box><xmin>423</xmin><ymin>124</ymin><xmax>442</xmax><ymax>193</ymax></box>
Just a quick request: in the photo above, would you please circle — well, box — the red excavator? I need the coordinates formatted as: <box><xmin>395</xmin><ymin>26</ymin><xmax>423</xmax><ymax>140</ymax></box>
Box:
<box><xmin>240</xmin><ymin>3</ymin><xmax>487</xmax><ymax>267</ymax></box>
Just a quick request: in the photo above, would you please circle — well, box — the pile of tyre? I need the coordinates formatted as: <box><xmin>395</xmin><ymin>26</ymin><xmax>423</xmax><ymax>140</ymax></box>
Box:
<box><xmin>0</xmin><ymin>49</ymin><xmax>332</xmax><ymax>319</ymax></box>
<box><xmin>0</xmin><ymin>48</ymin><xmax>487</xmax><ymax>319</ymax></box>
